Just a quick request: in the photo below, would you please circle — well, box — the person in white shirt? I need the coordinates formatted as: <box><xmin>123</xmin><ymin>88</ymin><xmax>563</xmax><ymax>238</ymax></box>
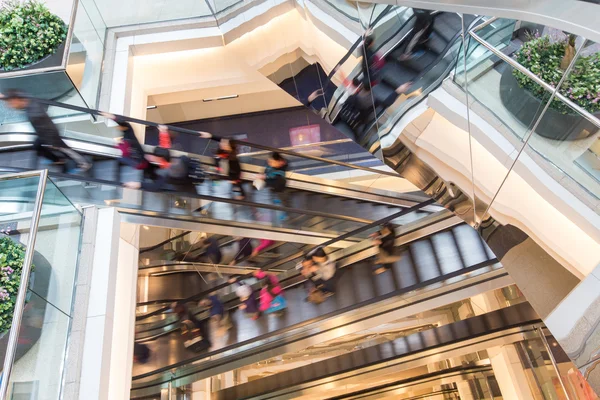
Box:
<box><xmin>309</xmin><ymin>247</ymin><xmax>337</xmax><ymax>295</ymax></box>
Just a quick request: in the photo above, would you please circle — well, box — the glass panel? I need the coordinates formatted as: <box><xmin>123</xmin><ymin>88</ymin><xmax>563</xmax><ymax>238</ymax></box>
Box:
<box><xmin>0</xmin><ymin>71</ymin><xmax>89</xmax><ymax>124</ymax></box>
<box><xmin>87</xmin><ymin>0</ymin><xmax>213</xmax><ymax>27</ymax></box>
<box><xmin>458</xmin><ymin>18</ymin><xmax>580</xmax><ymax>221</ymax></box>
<box><xmin>219</xmin><ymin>286</ymin><xmax>518</xmax><ymax>390</ymax></box>
<box><xmin>4</xmin><ymin>291</ymin><xmax>71</xmax><ymax>400</ymax></box>
<box><xmin>31</xmin><ymin>177</ymin><xmax>82</xmax><ymax>315</ymax></box>
<box><xmin>516</xmin><ymin>336</ymin><xmax>569</xmax><ymax>400</ymax></box>
<box><xmin>66</xmin><ymin>0</ymin><xmax>106</xmax><ymax>108</ymax></box>
<box><xmin>0</xmin><ymin>174</ymin><xmax>41</xmax><ymax>367</ymax></box>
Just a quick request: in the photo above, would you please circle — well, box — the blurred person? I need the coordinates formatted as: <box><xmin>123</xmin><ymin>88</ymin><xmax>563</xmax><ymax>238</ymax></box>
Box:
<box><xmin>259</xmin><ymin>277</ymin><xmax>287</xmax><ymax>315</ymax></box>
<box><xmin>263</xmin><ymin>152</ymin><xmax>290</xmax><ymax>220</ymax></box>
<box><xmin>309</xmin><ymin>247</ymin><xmax>337</xmax><ymax>295</ymax></box>
<box><xmin>297</xmin><ymin>254</ymin><xmax>327</xmax><ymax>304</ymax></box>
<box><xmin>215</xmin><ymin>139</ymin><xmax>245</xmax><ymax>200</ymax></box>
<box><xmin>200</xmin><ymin>294</ymin><xmax>232</xmax><ymax>333</ymax></box>
<box><xmin>370</xmin><ymin>222</ymin><xmax>400</xmax><ymax>274</ymax></box>
<box><xmin>202</xmin><ymin>236</ymin><xmax>223</xmax><ymax>265</ymax></box>
<box><xmin>2</xmin><ymin>90</ymin><xmax>91</xmax><ymax>172</ymax></box>
<box><xmin>229</xmin><ymin>237</ymin><xmax>254</xmax><ymax>266</ymax></box>
<box><xmin>399</xmin><ymin>9</ymin><xmax>434</xmax><ymax>60</ymax></box>
<box><xmin>173</xmin><ymin>302</ymin><xmax>211</xmax><ymax>350</ymax></box>
<box><xmin>123</xmin><ymin>153</ymin><xmax>196</xmax><ymax>194</ymax></box>
<box><xmin>250</xmin><ymin>239</ymin><xmax>275</xmax><ymax>258</ymax></box>
<box><xmin>102</xmin><ymin>113</ymin><xmax>148</xmax><ymax>171</ymax></box>
<box><xmin>230</xmin><ymin>276</ymin><xmax>260</xmax><ymax>320</ymax></box>
<box><xmin>133</xmin><ymin>343</ymin><xmax>151</xmax><ymax>364</ymax></box>
<box><xmin>361</xmin><ymin>34</ymin><xmax>385</xmax><ymax>89</ymax></box>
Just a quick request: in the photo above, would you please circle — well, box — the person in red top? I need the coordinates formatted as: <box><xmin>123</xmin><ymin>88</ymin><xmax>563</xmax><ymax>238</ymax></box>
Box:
<box><xmin>251</xmin><ymin>239</ymin><xmax>275</xmax><ymax>258</ymax></box>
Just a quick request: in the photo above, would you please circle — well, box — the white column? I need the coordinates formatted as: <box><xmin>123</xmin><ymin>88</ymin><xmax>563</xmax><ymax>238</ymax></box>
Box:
<box><xmin>470</xmin><ymin>290</ymin><xmax>535</xmax><ymax>400</ymax></box>
<box><xmin>78</xmin><ymin>208</ymin><xmax>121</xmax><ymax>400</ymax></box>
<box><xmin>107</xmin><ymin>222</ymin><xmax>141</xmax><ymax>399</ymax></box>
<box><xmin>489</xmin><ymin>345</ymin><xmax>535</xmax><ymax>400</ymax></box>
<box><xmin>191</xmin><ymin>379</ymin><xmax>212</xmax><ymax>400</ymax></box>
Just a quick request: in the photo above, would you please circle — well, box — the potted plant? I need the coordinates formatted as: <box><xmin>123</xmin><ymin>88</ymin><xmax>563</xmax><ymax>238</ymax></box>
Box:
<box><xmin>499</xmin><ymin>34</ymin><xmax>600</xmax><ymax>140</ymax></box>
<box><xmin>0</xmin><ymin>0</ymin><xmax>68</xmax><ymax>71</ymax></box>
<box><xmin>0</xmin><ymin>235</ymin><xmax>34</xmax><ymax>335</ymax></box>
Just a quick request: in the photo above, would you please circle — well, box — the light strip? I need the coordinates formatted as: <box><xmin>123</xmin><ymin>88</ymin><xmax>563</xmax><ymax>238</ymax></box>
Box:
<box><xmin>202</xmin><ymin>94</ymin><xmax>239</xmax><ymax>102</ymax></box>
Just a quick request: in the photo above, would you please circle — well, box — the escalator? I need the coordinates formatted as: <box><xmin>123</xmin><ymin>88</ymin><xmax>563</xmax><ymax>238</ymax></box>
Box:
<box><xmin>129</xmin><ymin>207</ymin><xmax>504</xmax><ymax>398</ymax></box>
<box><xmin>0</xmin><ymin>101</ymin><xmax>447</xmax><ymax>239</ymax></box>
<box><xmin>327</xmin><ymin>12</ymin><xmax>480</xmax><ymax>152</ymax></box>
<box><xmin>213</xmin><ymin>302</ymin><xmax>539</xmax><ymax>400</ymax></box>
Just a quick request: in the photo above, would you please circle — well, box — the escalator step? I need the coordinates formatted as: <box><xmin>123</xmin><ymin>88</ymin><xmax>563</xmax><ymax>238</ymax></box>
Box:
<box><xmin>425</xmin><ymin>31</ymin><xmax>449</xmax><ymax>55</ymax></box>
<box><xmin>371</xmin><ymin>83</ymin><xmax>397</xmax><ymax>106</ymax></box>
<box><xmin>380</xmin><ymin>62</ymin><xmax>415</xmax><ymax>89</ymax></box>
<box><xmin>397</xmin><ymin>51</ymin><xmax>439</xmax><ymax>74</ymax></box>
<box><xmin>432</xmin><ymin>13</ymin><xmax>462</xmax><ymax>42</ymax></box>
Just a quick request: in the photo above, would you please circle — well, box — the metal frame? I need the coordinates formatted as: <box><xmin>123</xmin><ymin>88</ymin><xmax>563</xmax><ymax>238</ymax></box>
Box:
<box><xmin>537</xmin><ymin>327</ymin><xmax>572</xmax><ymax>400</ymax></box>
<box><xmin>469</xmin><ymin>17</ymin><xmax>600</xmax><ymax>129</ymax></box>
<box><xmin>0</xmin><ymin>170</ymin><xmax>48</xmax><ymax>400</ymax></box>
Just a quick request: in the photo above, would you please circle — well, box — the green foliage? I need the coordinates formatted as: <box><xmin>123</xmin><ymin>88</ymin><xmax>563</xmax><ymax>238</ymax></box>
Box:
<box><xmin>513</xmin><ymin>35</ymin><xmax>600</xmax><ymax>114</ymax></box>
<box><xmin>0</xmin><ymin>235</ymin><xmax>34</xmax><ymax>333</ymax></box>
<box><xmin>0</xmin><ymin>0</ymin><xmax>67</xmax><ymax>71</ymax></box>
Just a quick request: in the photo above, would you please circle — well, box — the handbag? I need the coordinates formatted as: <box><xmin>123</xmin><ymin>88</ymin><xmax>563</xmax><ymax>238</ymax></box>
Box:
<box><xmin>266</xmin><ymin>295</ymin><xmax>287</xmax><ymax>313</ymax></box>
<box><xmin>253</xmin><ymin>178</ymin><xmax>266</xmax><ymax>190</ymax></box>
<box><xmin>307</xmin><ymin>289</ymin><xmax>326</xmax><ymax>304</ymax></box>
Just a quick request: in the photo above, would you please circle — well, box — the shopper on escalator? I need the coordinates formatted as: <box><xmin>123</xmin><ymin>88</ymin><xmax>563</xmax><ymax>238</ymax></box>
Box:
<box><xmin>101</xmin><ymin>113</ymin><xmax>149</xmax><ymax>173</ymax></box>
<box><xmin>215</xmin><ymin>139</ymin><xmax>245</xmax><ymax>200</ymax></box>
<box><xmin>173</xmin><ymin>302</ymin><xmax>212</xmax><ymax>351</ymax></box>
<box><xmin>250</xmin><ymin>239</ymin><xmax>275</xmax><ymax>259</ymax></box>
<box><xmin>399</xmin><ymin>9</ymin><xmax>434</xmax><ymax>60</ymax></box>
<box><xmin>254</xmin><ymin>270</ymin><xmax>286</xmax><ymax>315</ymax></box>
<box><xmin>370</xmin><ymin>222</ymin><xmax>400</xmax><ymax>275</ymax></box>
<box><xmin>200</xmin><ymin>294</ymin><xmax>232</xmax><ymax>334</ymax></box>
<box><xmin>1</xmin><ymin>90</ymin><xmax>92</xmax><ymax>172</ymax></box>
<box><xmin>229</xmin><ymin>276</ymin><xmax>260</xmax><ymax>320</ymax></box>
<box><xmin>123</xmin><ymin>152</ymin><xmax>196</xmax><ymax>194</ymax></box>
<box><xmin>133</xmin><ymin>343</ymin><xmax>151</xmax><ymax>364</ymax></box>
<box><xmin>262</xmin><ymin>152</ymin><xmax>290</xmax><ymax>220</ymax></box>
<box><xmin>229</xmin><ymin>237</ymin><xmax>254</xmax><ymax>266</ymax></box>
<box><xmin>361</xmin><ymin>34</ymin><xmax>385</xmax><ymax>89</ymax></box>
<box><xmin>202</xmin><ymin>236</ymin><xmax>223</xmax><ymax>265</ymax></box>
<box><xmin>309</xmin><ymin>247</ymin><xmax>337</xmax><ymax>296</ymax></box>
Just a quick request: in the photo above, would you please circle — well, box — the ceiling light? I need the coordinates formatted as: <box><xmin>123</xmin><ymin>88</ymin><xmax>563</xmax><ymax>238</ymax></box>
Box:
<box><xmin>202</xmin><ymin>94</ymin><xmax>239</xmax><ymax>102</ymax></box>
<box><xmin>146</xmin><ymin>105</ymin><xmax>158</xmax><ymax>110</ymax></box>
<box><xmin>143</xmin><ymin>225</ymin><xmax>150</xmax><ymax>230</ymax></box>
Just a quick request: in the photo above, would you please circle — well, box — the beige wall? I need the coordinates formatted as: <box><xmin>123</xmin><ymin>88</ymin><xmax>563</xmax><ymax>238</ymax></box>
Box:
<box><xmin>127</xmin><ymin>9</ymin><xmax>358</xmax><ymax>132</ymax></box>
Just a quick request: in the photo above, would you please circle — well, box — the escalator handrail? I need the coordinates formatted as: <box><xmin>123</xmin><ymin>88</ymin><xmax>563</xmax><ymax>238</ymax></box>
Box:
<box><xmin>0</xmin><ymin>165</ymin><xmax>374</xmax><ymax>225</ymax></box>
<box><xmin>139</xmin><ymin>230</ymin><xmax>192</xmax><ymax>254</ymax></box>
<box><xmin>5</xmin><ymin>97</ymin><xmax>401</xmax><ymax>178</ymax></box>
<box><xmin>134</xmin><ymin>197</ymin><xmax>436</xmax><ymax>321</ymax></box>
<box><xmin>0</xmin><ymin>135</ymin><xmax>431</xmax><ymax>207</ymax></box>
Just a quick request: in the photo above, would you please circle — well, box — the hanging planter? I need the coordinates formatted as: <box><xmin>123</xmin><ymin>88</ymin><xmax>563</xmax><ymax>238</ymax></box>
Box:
<box><xmin>0</xmin><ymin>0</ymin><xmax>68</xmax><ymax>71</ymax></box>
<box><xmin>0</xmin><ymin>235</ymin><xmax>34</xmax><ymax>334</ymax></box>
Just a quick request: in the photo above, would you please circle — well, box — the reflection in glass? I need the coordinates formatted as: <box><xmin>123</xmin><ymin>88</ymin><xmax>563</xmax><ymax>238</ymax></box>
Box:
<box><xmin>3</xmin><ymin>291</ymin><xmax>71</xmax><ymax>400</ymax></box>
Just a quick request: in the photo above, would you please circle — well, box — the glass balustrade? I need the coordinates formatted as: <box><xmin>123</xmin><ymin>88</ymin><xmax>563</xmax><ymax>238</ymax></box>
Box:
<box><xmin>0</xmin><ymin>171</ymin><xmax>83</xmax><ymax>400</ymax></box>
